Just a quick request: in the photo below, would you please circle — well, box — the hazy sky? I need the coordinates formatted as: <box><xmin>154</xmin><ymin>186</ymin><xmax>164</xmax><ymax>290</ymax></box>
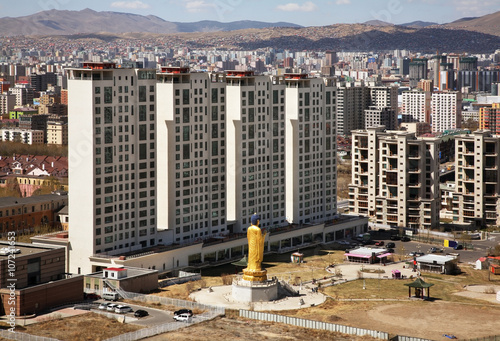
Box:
<box><xmin>0</xmin><ymin>0</ymin><xmax>498</xmax><ymax>26</ymax></box>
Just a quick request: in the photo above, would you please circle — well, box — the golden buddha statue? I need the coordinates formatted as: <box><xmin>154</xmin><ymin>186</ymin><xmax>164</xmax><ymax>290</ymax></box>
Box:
<box><xmin>243</xmin><ymin>213</ymin><xmax>268</xmax><ymax>282</ymax></box>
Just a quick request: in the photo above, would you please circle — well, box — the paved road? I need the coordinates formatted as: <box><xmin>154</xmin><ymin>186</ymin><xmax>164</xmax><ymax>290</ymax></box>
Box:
<box><xmin>92</xmin><ymin>300</ymin><xmax>173</xmax><ymax>326</ymax></box>
<box><xmin>369</xmin><ymin>231</ymin><xmax>497</xmax><ymax>263</ymax></box>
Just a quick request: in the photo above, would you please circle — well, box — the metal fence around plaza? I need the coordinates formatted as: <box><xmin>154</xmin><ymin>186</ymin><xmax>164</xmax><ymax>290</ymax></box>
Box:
<box><xmin>239</xmin><ymin>309</ymin><xmax>389</xmax><ymax>339</ymax></box>
<box><xmin>0</xmin><ymin>330</ymin><xmax>59</xmax><ymax>341</ymax></box>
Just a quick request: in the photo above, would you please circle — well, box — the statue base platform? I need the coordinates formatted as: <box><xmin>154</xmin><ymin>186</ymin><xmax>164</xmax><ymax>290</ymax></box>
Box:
<box><xmin>231</xmin><ymin>277</ymin><xmax>279</xmax><ymax>303</ymax></box>
<box><xmin>242</xmin><ymin>268</ymin><xmax>267</xmax><ymax>282</ymax></box>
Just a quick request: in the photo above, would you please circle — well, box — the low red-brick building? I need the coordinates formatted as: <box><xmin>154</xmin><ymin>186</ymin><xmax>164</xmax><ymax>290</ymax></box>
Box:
<box><xmin>0</xmin><ymin>242</ymin><xmax>82</xmax><ymax>316</ymax></box>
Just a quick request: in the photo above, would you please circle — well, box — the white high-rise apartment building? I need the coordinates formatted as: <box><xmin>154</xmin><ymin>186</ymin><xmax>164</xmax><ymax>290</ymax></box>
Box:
<box><xmin>401</xmin><ymin>90</ymin><xmax>431</xmax><ymax>124</ymax></box>
<box><xmin>368</xmin><ymin>86</ymin><xmax>398</xmax><ymax>112</ymax></box>
<box><xmin>67</xmin><ymin>65</ymin><xmax>339</xmax><ymax>273</ymax></box>
<box><xmin>349</xmin><ymin>126</ymin><xmax>441</xmax><ymax>229</ymax></box>
<box><xmin>8</xmin><ymin>83</ymin><xmax>34</xmax><ymax>106</ymax></box>
<box><xmin>454</xmin><ymin>130</ymin><xmax>500</xmax><ymax>227</ymax></box>
<box><xmin>285</xmin><ymin>74</ymin><xmax>338</xmax><ymax>224</ymax></box>
<box><xmin>431</xmin><ymin>91</ymin><xmax>462</xmax><ymax>133</ymax></box>
<box><xmin>156</xmin><ymin>68</ymin><xmax>227</xmax><ymax>243</ymax></box>
<box><xmin>67</xmin><ymin>63</ymin><xmax>158</xmax><ymax>274</ymax></box>
<box><xmin>225</xmin><ymin>71</ymin><xmax>286</xmax><ymax>231</ymax></box>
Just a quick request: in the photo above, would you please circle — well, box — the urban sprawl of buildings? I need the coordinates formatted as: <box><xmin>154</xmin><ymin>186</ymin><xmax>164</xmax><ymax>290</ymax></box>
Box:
<box><xmin>0</xmin><ymin>40</ymin><xmax>500</xmax><ymax>280</ymax></box>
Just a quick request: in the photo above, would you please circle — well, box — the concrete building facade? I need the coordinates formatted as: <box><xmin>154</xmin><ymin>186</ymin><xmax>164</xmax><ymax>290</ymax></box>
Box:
<box><xmin>67</xmin><ymin>63</ymin><xmax>158</xmax><ymax>274</ymax></box>
<box><xmin>453</xmin><ymin>130</ymin><xmax>500</xmax><ymax>227</ymax></box>
<box><xmin>431</xmin><ymin>91</ymin><xmax>462</xmax><ymax>133</ymax></box>
<box><xmin>349</xmin><ymin>127</ymin><xmax>441</xmax><ymax>229</ymax></box>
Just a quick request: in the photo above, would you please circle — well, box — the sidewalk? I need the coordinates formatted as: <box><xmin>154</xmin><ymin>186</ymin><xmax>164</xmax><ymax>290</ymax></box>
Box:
<box><xmin>190</xmin><ymin>261</ymin><xmax>418</xmax><ymax>311</ymax></box>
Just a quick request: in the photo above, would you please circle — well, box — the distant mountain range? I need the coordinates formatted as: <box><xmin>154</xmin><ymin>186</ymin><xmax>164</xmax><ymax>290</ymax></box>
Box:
<box><xmin>1</xmin><ymin>9</ymin><xmax>499</xmax><ymax>53</ymax></box>
<box><xmin>0</xmin><ymin>8</ymin><xmax>301</xmax><ymax>36</ymax></box>
<box><xmin>0</xmin><ymin>8</ymin><xmax>499</xmax><ymax>37</ymax></box>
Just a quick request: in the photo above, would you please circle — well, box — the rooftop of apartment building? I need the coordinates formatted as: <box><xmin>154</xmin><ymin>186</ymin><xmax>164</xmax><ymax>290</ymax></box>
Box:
<box><xmin>0</xmin><ymin>192</ymin><xmax>67</xmax><ymax>209</ymax></box>
<box><xmin>85</xmin><ymin>266</ymin><xmax>157</xmax><ymax>280</ymax></box>
<box><xmin>0</xmin><ymin>240</ymin><xmax>62</xmax><ymax>259</ymax></box>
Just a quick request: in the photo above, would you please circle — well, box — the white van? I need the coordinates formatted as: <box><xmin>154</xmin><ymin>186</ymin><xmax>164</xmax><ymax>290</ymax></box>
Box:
<box><xmin>102</xmin><ymin>292</ymin><xmax>119</xmax><ymax>301</ymax></box>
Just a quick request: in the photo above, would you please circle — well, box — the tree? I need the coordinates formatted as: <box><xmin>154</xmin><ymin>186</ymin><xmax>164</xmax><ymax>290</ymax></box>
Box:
<box><xmin>0</xmin><ymin>177</ymin><xmax>21</xmax><ymax>198</ymax></box>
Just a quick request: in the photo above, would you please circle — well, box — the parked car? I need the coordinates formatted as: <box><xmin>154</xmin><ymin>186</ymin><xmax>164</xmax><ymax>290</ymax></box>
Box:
<box><xmin>115</xmin><ymin>305</ymin><xmax>133</xmax><ymax>314</ymax></box>
<box><xmin>390</xmin><ymin>235</ymin><xmax>401</xmax><ymax>241</ymax></box>
<box><xmin>102</xmin><ymin>292</ymin><xmax>120</xmax><ymax>301</ymax></box>
<box><xmin>174</xmin><ymin>313</ymin><xmax>192</xmax><ymax>322</ymax></box>
<box><xmin>428</xmin><ymin>247</ymin><xmax>443</xmax><ymax>253</ymax></box>
<box><xmin>454</xmin><ymin>244</ymin><xmax>464</xmax><ymax>250</ymax></box>
<box><xmin>387</xmin><ymin>248</ymin><xmax>395</xmax><ymax>254</ymax></box>
<box><xmin>134</xmin><ymin>309</ymin><xmax>149</xmax><ymax>318</ymax></box>
<box><xmin>174</xmin><ymin>309</ymin><xmax>193</xmax><ymax>317</ymax></box>
<box><xmin>85</xmin><ymin>293</ymin><xmax>100</xmax><ymax>300</ymax></box>
<box><xmin>375</xmin><ymin>241</ymin><xmax>384</xmax><ymax>246</ymax></box>
<box><xmin>401</xmin><ymin>236</ymin><xmax>411</xmax><ymax>242</ymax></box>
<box><xmin>408</xmin><ymin>251</ymin><xmax>424</xmax><ymax>257</ymax></box>
<box><xmin>98</xmin><ymin>303</ymin><xmax>110</xmax><ymax>310</ymax></box>
<box><xmin>386</xmin><ymin>242</ymin><xmax>396</xmax><ymax>248</ymax></box>
<box><xmin>106</xmin><ymin>303</ymin><xmax>118</xmax><ymax>312</ymax></box>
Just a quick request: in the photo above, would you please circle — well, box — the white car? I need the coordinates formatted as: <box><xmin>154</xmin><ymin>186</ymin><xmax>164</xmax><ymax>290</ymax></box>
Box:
<box><xmin>114</xmin><ymin>305</ymin><xmax>133</xmax><ymax>314</ymax></box>
<box><xmin>106</xmin><ymin>303</ymin><xmax>118</xmax><ymax>312</ymax></box>
<box><xmin>98</xmin><ymin>302</ymin><xmax>109</xmax><ymax>310</ymax></box>
<box><xmin>174</xmin><ymin>313</ymin><xmax>192</xmax><ymax>322</ymax></box>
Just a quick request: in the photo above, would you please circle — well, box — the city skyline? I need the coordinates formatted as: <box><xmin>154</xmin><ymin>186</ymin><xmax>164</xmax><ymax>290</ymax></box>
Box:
<box><xmin>0</xmin><ymin>0</ymin><xmax>498</xmax><ymax>27</ymax></box>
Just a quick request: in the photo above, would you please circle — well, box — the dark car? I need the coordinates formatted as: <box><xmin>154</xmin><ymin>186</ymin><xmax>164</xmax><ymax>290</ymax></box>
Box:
<box><xmin>390</xmin><ymin>235</ymin><xmax>401</xmax><ymax>241</ymax></box>
<box><xmin>375</xmin><ymin>241</ymin><xmax>384</xmax><ymax>246</ymax></box>
<box><xmin>387</xmin><ymin>248</ymin><xmax>395</xmax><ymax>253</ymax></box>
<box><xmin>454</xmin><ymin>244</ymin><xmax>463</xmax><ymax>250</ymax></box>
<box><xmin>134</xmin><ymin>309</ymin><xmax>149</xmax><ymax>318</ymax></box>
<box><xmin>401</xmin><ymin>236</ymin><xmax>411</xmax><ymax>242</ymax></box>
<box><xmin>386</xmin><ymin>242</ymin><xmax>395</xmax><ymax>248</ymax></box>
<box><xmin>84</xmin><ymin>293</ymin><xmax>100</xmax><ymax>300</ymax></box>
<box><xmin>174</xmin><ymin>309</ymin><xmax>193</xmax><ymax>317</ymax></box>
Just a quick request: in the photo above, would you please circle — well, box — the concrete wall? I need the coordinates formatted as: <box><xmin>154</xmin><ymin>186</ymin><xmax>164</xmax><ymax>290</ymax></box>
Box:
<box><xmin>0</xmin><ymin>275</ymin><xmax>83</xmax><ymax>316</ymax></box>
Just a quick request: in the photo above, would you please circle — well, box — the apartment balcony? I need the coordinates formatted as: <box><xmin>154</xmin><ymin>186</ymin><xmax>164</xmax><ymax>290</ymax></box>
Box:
<box><xmin>408</xmin><ymin>196</ymin><xmax>421</xmax><ymax>201</ymax></box>
<box><xmin>484</xmin><ymin>164</ymin><xmax>498</xmax><ymax>170</ymax></box>
<box><xmin>408</xmin><ymin>182</ymin><xmax>421</xmax><ymax>188</ymax></box>
<box><xmin>387</xmin><ymin>215</ymin><xmax>398</xmax><ymax>222</ymax></box>
<box><xmin>463</xmin><ymin>163</ymin><xmax>474</xmax><ymax>169</ymax></box>
<box><xmin>386</xmin><ymin>181</ymin><xmax>398</xmax><ymax>187</ymax></box>
<box><xmin>387</xmin><ymin>209</ymin><xmax>398</xmax><ymax>215</ymax></box>
<box><xmin>408</xmin><ymin>210</ymin><xmax>420</xmax><ymax>217</ymax></box>
<box><xmin>408</xmin><ymin>153</ymin><xmax>420</xmax><ymax>159</ymax></box>
<box><xmin>484</xmin><ymin>192</ymin><xmax>497</xmax><ymax>197</ymax></box>
<box><xmin>408</xmin><ymin>168</ymin><xmax>421</xmax><ymax>173</ymax></box>
<box><xmin>358</xmin><ymin>143</ymin><xmax>368</xmax><ymax>149</ymax></box>
<box><xmin>463</xmin><ymin>204</ymin><xmax>475</xmax><ymax>211</ymax></box>
<box><xmin>463</xmin><ymin>177</ymin><xmax>474</xmax><ymax>183</ymax></box>
<box><xmin>358</xmin><ymin>195</ymin><xmax>368</xmax><ymax>202</ymax></box>
<box><xmin>408</xmin><ymin>201</ymin><xmax>420</xmax><ymax>208</ymax></box>
<box><xmin>463</xmin><ymin>149</ymin><xmax>474</xmax><ymax>155</ymax></box>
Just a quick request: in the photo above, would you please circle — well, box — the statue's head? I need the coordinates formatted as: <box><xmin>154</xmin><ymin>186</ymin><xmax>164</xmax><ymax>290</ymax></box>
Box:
<box><xmin>251</xmin><ymin>213</ymin><xmax>260</xmax><ymax>226</ymax></box>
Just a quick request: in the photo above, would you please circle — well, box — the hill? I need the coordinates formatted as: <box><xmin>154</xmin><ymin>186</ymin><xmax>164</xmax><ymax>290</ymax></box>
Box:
<box><xmin>0</xmin><ymin>8</ymin><xmax>300</xmax><ymax>36</ymax></box>
<box><xmin>400</xmin><ymin>21</ymin><xmax>437</xmax><ymax>28</ymax></box>
<box><xmin>443</xmin><ymin>11</ymin><xmax>500</xmax><ymax>36</ymax></box>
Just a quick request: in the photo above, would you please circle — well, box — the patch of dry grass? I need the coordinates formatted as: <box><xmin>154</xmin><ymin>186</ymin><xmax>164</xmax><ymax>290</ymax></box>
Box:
<box><xmin>2</xmin><ymin>313</ymin><xmax>143</xmax><ymax>341</ymax></box>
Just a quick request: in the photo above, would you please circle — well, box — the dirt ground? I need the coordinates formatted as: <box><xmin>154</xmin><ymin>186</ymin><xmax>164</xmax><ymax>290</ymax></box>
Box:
<box><xmin>334</xmin><ymin>301</ymin><xmax>500</xmax><ymax>340</ymax></box>
<box><xmin>146</xmin><ymin>298</ymin><xmax>500</xmax><ymax>341</ymax></box>
<box><xmin>146</xmin><ymin>316</ymin><xmax>379</xmax><ymax>341</ymax></box>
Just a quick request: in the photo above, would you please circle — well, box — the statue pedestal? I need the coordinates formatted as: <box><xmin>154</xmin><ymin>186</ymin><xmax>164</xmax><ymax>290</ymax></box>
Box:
<box><xmin>242</xmin><ymin>268</ymin><xmax>267</xmax><ymax>282</ymax></box>
<box><xmin>231</xmin><ymin>276</ymin><xmax>279</xmax><ymax>303</ymax></box>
